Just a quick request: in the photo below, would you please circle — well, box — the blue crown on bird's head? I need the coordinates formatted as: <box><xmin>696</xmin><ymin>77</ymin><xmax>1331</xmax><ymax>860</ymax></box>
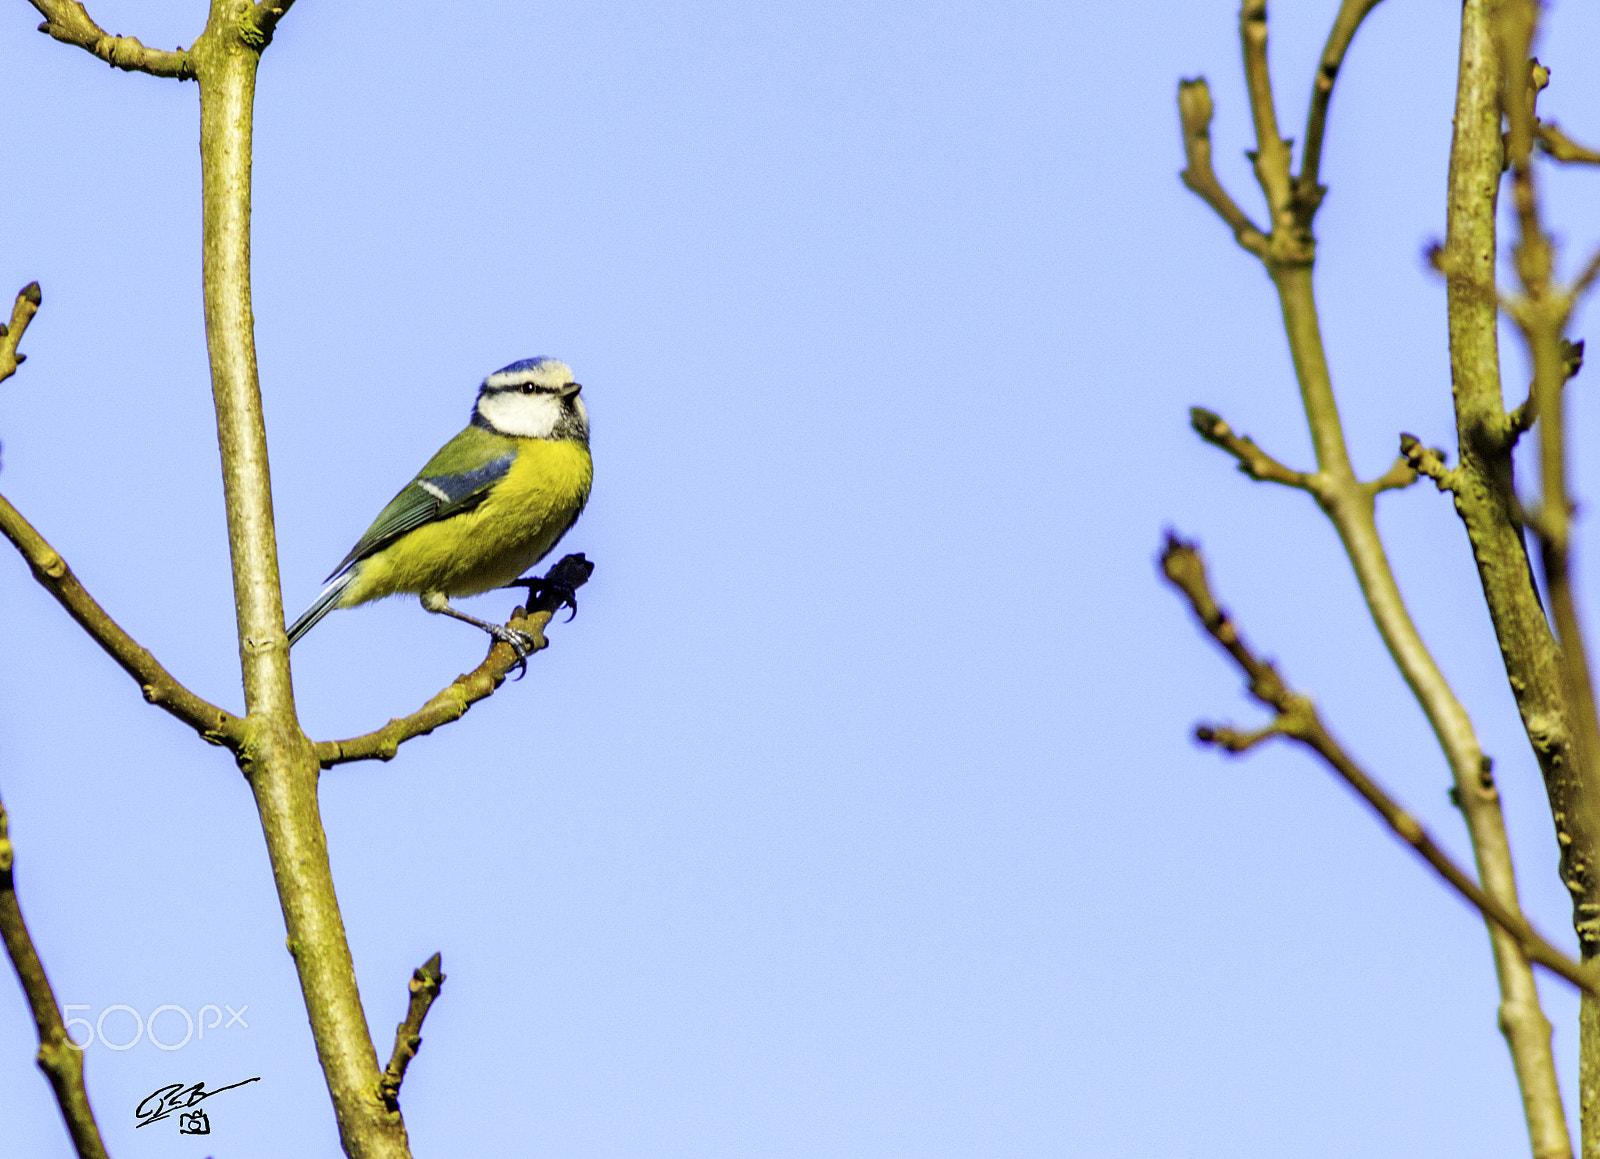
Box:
<box><xmin>483</xmin><ymin>357</ymin><xmax>570</xmax><ymax>391</ymax></box>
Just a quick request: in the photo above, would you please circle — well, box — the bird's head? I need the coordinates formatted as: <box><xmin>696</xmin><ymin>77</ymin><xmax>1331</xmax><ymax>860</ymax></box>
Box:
<box><xmin>473</xmin><ymin>357</ymin><xmax>589</xmax><ymax>442</ymax></box>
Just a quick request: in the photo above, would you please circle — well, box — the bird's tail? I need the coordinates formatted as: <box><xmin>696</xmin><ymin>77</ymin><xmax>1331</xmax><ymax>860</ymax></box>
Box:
<box><xmin>286</xmin><ymin>572</ymin><xmax>356</xmax><ymax>648</ymax></box>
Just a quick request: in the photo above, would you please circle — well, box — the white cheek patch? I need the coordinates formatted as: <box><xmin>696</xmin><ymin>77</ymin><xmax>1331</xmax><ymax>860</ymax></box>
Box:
<box><xmin>476</xmin><ymin>391</ymin><xmax>562</xmax><ymax>438</ymax></box>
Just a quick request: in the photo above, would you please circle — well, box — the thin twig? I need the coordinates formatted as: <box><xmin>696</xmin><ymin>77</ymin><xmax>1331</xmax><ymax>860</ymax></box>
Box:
<box><xmin>1398</xmin><ymin>434</ymin><xmax>1460</xmax><ymax>493</ymax></box>
<box><xmin>0</xmin><ymin>492</ymin><xmax>243</xmax><ymax>747</ymax></box>
<box><xmin>1159</xmin><ymin>534</ymin><xmax>1600</xmax><ymax>999</ymax></box>
<box><xmin>1537</xmin><ymin>121</ymin><xmax>1600</xmax><ymax>166</ymax></box>
<box><xmin>1507</xmin><ymin>338</ymin><xmax>1583</xmax><ymax>442</ymax></box>
<box><xmin>315</xmin><ymin>555</ymin><xmax>596</xmax><ymax>769</ymax></box>
<box><xmin>1188</xmin><ymin>407</ymin><xmax>1314</xmax><ymax>491</ymax></box>
<box><xmin>242</xmin><ymin>0</ymin><xmax>297</xmax><ymax>49</ymax></box>
<box><xmin>27</xmin><ymin>0</ymin><xmax>192</xmax><ymax>79</ymax></box>
<box><xmin>0</xmin><ymin>793</ymin><xmax>110</xmax><ymax>1159</ymax></box>
<box><xmin>1297</xmin><ymin>0</ymin><xmax>1385</xmax><ymax>217</ymax></box>
<box><xmin>1177</xmin><ymin>79</ymin><xmax>1269</xmax><ymax>259</ymax></box>
<box><xmin>1239</xmin><ymin>0</ymin><xmax>1294</xmax><ymax>229</ymax></box>
<box><xmin>1364</xmin><ymin>456</ymin><xmax>1418</xmax><ymax>496</ymax></box>
<box><xmin>0</xmin><ymin>283</ymin><xmax>41</xmax><ymax>387</ymax></box>
<box><xmin>378</xmin><ymin>953</ymin><xmax>444</xmax><ymax>1113</ymax></box>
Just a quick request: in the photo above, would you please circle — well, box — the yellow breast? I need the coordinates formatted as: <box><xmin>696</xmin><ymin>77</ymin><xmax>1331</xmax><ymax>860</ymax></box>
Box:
<box><xmin>344</xmin><ymin>439</ymin><xmax>592</xmax><ymax>605</ymax></box>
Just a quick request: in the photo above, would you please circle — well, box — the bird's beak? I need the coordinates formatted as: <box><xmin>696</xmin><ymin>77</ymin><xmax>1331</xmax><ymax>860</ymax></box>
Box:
<box><xmin>558</xmin><ymin>382</ymin><xmax>583</xmax><ymax>399</ymax></box>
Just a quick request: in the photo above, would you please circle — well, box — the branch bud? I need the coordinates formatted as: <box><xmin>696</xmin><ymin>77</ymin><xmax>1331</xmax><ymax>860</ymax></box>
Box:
<box><xmin>1178</xmin><ymin>78</ymin><xmax>1214</xmax><ymax>138</ymax></box>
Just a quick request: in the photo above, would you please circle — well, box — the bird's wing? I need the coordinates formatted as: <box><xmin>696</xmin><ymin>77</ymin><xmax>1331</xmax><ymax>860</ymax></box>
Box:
<box><xmin>326</xmin><ymin>429</ymin><xmax>517</xmax><ymax>580</ymax></box>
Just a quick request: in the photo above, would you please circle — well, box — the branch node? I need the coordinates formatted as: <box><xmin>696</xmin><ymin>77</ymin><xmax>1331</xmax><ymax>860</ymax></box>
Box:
<box><xmin>1399</xmin><ymin>432</ymin><xmax>1461</xmax><ymax>492</ymax></box>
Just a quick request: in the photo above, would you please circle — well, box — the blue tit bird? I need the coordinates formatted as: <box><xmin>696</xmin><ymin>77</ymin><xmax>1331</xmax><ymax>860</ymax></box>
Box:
<box><xmin>286</xmin><ymin>356</ymin><xmax>592</xmax><ymax>655</ymax></box>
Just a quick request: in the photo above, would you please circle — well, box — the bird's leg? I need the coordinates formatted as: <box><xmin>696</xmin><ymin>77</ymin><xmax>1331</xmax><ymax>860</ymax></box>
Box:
<box><xmin>502</xmin><ymin>552</ymin><xmax>594</xmax><ymax>622</ymax></box>
<box><xmin>420</xmin><ymin>591</ymin><xmax>543</xmax><ymax>676</ymax></box>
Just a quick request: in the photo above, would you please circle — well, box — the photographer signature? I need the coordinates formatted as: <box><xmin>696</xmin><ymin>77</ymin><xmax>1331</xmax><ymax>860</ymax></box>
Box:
<box><xmin>134</xmin><ymin>1076</ymin><xmax>260</xmax><ymax>1132</ymax></box>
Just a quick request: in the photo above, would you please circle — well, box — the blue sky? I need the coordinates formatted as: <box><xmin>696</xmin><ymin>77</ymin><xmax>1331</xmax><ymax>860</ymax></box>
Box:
<box><xmin>4</xmin><ymin>1</ymin><xmax>1600</xmax><ymax>1155</ymax></box>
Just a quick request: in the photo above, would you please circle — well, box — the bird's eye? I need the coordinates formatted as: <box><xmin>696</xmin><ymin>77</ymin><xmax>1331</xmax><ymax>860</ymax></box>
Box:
<box><xmin>520</xmin><ymin>383</ymin><xmax>537</xmax><ymax>394</ymax></box>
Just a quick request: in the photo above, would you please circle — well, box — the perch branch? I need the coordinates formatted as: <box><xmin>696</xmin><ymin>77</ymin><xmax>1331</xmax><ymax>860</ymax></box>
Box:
<box><xmin>27</xmin><ymin>0</ymin><xmax>193</xmax><ymax>78</ymax></box>
<box><xmin>1160</xmin><ymin>535</ymin><xmax>1600</xmax><ymax>999</ymax></box>
<box><xmin>0</xmin><ymin>493</ymin><xmax>243</xmax><ymax>747</ymax></box>
<box><xmin>0</xmin><ymin>793</ymin><xmax>110</xmax><ymax>1159</ymax></box>
<box><xmin>315</xmin><ymin>554</ymin><xmax>595</xmax><ymax>769</ymax></box>
<box><xmin>378</xmin><ymin>953</ymin><xmax>444</xmax><ymax>1113</ymax></box>
<box><xmin>0</xmin><ymin>283</ymin><xmax>41</xmax><ymax>387</ymax></box>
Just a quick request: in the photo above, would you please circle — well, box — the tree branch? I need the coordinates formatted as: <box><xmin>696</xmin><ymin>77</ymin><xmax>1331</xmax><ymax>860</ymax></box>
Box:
<box><xmin>1181</xmin><ymin>4</ymin><xmax>1575</xmax><ymax>1151</ymax></box>
<box><xmin>27</xmin><ymin>0</ymin><xmax>193</xmax><ymax>79</ymax></box>
<box><xmin>1399</xmin><ymin>433</ymin><xmax>1461</xmax><ymax>494</ymax></box>
<box><xmin>1496</xmin><ymin>1</ymin><xmax>1600</xmax><ymax>921</ymax></box>
<box><xmin>1437</xmin><ymin>8</ymin><xmax>1583</xmax><ymax>1153</ymax></box>
<box><xmin>1177</xmin><ymin>78</ymin><xmax>1270</xmax><ymax>259</ymax></box>
<box><xmin>0</xmin><ymin>492</ymin><xmax>243</xmax><ymax>746</ymax></box>
<box><xmin>0</xmin><ymin>283</ymin><xmax>41</xmax><ymax>387</ymax></box>
<box><xmin>1364</xmin><ymin>455</ymin><xmax>1417</xmax><ymax>496</ymax></box>
<box><xmin>185</xmin><ymin>4</ymin><xmax>408</xmax><ymax>1155</ymax></box>
<box><xmin>1296</xmin><ymin>0</ymin><xmax>1384</xmax><ymax>219</ymax></box>
<box><xmin>1507</xmin><ymin>338</ymin><xmax>1583</xmax><ymax>442</ymax></box>
<box><xmin>0</xmin><ymin>792</ymin><xmax>110</xmax><ymax>1159</ymax></box>
<box><xmin>316</xmin><ymin>555</ymin><xmax>596</xmax><ymax>769</ymax></box>
<box><xmin>378</xmin><ymin>953</ymin><xmax>444</xmax><ymax>1114</ymax></box>
<box><xmin>1188</xmin><ymin>406</ymin><xmax>1314</xmax><ymax>491</ymax></box>
<box><xmin>1538</xmin><ymin>121</ymin><xmax>1600</xmax><ymax>166</ymax></box>
<box><xmin>242</xmin><ymin>0</ymin><xmax>297</xmax><ymax>48</ymax></box>
<box><xmin>1160</xmin><ymin>534</ymin><xmax>1600</xmax><ymax>1001</ymax></box>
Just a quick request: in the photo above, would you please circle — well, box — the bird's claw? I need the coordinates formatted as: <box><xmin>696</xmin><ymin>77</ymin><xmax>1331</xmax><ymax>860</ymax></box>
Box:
<box><xmin>488</xmin><ymin>624</ymin><xmax>543</xmax><ymax>679</ymax></box>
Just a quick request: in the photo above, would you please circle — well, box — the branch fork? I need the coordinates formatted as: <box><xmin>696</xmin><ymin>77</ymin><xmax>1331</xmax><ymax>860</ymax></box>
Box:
<box><xmin>1161</xmin><ymin>533</ymin><xmax>1600</xmax><ymax>999</ymax></box>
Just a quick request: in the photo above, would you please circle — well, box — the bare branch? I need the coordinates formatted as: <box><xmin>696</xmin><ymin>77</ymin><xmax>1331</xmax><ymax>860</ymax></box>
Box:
<box><xmin>1364</xmin><ymin>455</ymin><xmax>1418</xmax><ymax>497</ymax></box>
<box><xmin>1195</xmin><ymin>720</ymin><xmax>1287</xmax><ymax>753</ymax></box>
<box><xmin>0</xmin><ymin>283</ymin><xmax>41</xmax><ymax>387</ymax></box>
<box><xmin>1538</xmin><ymin>121</ymin><xmax>1600</xmax><ymax>166</ymax></box>
<box><xmin>1507</xmin><ymin>338</ymin><xmax>1584</xmax><ymax>442</ymax></box>
<box><xmin>1572</xmin><ymin>246</ymin><xmax>1600</xmax><ymax>304</ymax></box>
<box><xmin>0</xmin><ymin>492</ymin><xmax>243</xmax><ymax>747</ymax></box>
<box><xmin>1399</xmin><ymin>433</ymin><xmax>1461</xmax><ymax>493</ymax></box>
<box><xmin>27</xmin><ymin>1</ymin><xmax>192</xmax><ymax>79</ymax></box>
<box><xmin>1177</xmin><ymin>78</ymin><xmax>1269</xmax><ymax>259</ymax></box>
<box><xmin>378</xmin><ymin>953</ymin><xmax>444</xmax><ymax>1113</ymax></box>
<box><xmin>1189</xmin><ymin>406</ymin><xmax>1315</xmax><ymax>491</ymax></box>
<box><xmin>0</xmin><ymin>793</ymin><xmax>110</xmax><ymax>1159</ymax></box>
<box><xmin>1160</xmin><ymin>533</ymin><xmax>1600</xmax><ymax>1000</ymax></box>
<box><xmin>315</xmin><ymin>555</ymin><xmax>596</xmax><ymax>769</ymax></box>
<box><xmin>1297</xmin><ymin>0</ymin><xmax>1385</xmax><ymax>217</ymax></box>
<box><xmin>240</xmin><ymin>0</ymin><xmax>297</xmax><ymax>50</ymax></box>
